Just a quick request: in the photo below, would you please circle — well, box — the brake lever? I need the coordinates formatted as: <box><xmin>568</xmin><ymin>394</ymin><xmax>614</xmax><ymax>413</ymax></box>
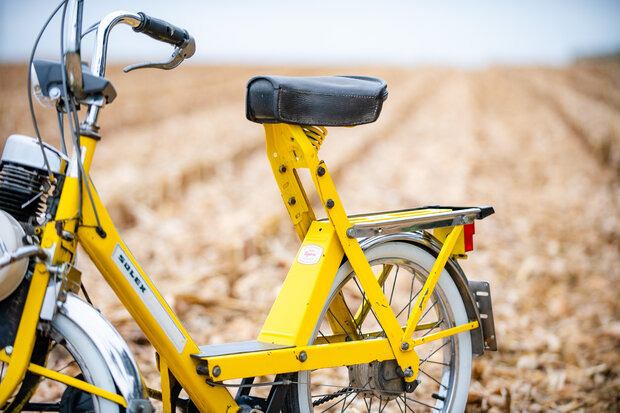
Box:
<box><xmin>123</xmin><ymin>35</ymin><xmax>195</xmax><ymax>73</ymax></box>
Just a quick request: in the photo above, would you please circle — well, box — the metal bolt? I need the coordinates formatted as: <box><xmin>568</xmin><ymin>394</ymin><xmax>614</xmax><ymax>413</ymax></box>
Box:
<box><xmin>326</xmin><ymin>199</ymin><xmax>335</xmax><ymax>209</ymax></box>
<box><xmin>401</xmin><ymin>342</ymin><xmax>410</xmax><ymax>351</ymax></box>
<box><xmin>5</xmin><ymin>346</ymin><xmax>13</xmax><ymax>355</ymax></box>
<box><xmin>403</xmin><ymin>367</ymin><xmax>414</xmax><ymax>378</ymax></box>
<box><xmin>299</xmin><ymin>351</ymin><xmax>307</xmax><ymax>362</ymax></box>
<box><xmin>317</xmin><ymin>166</ymin><xmax>326</xmax><ymax>177</ymax></box>
<box><xmin>279</xmin><ymin>165</ymin><xmax>287</xmax><ymax>173</ymax></box>
<box><xmin>49</xmin><ymin>87</ymin><xmax>61</xmax><ymax>100</ymax></box>
<box><xmin>288</xmin><ymin>197</ymin><xmax>296</xmax><ymax>206</ymax></box>
<box><xmin>212</xmin><ymin>366</ymin><xmax>221</xmax><ymax>377</ymax></box>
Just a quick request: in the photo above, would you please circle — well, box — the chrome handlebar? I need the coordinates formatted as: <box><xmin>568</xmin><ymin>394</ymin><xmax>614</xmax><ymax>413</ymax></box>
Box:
<box><xmin>61</xmin><ymin>0</ymin><xmax>195</xmax><ymax>130</ymax></box>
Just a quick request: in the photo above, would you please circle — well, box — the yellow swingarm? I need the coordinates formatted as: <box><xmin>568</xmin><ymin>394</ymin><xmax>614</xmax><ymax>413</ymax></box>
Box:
<box><xmin>198</xmin><ymin>317</ymin><xmax>478</xmax><ymax>383</ymax></box>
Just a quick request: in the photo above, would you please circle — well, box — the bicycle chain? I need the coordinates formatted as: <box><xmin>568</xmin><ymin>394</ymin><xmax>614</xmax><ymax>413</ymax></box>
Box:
<box><xmin>312</xmin><ymin>386</ymin><xmax>353</xmax><ymax>407</ymax></box>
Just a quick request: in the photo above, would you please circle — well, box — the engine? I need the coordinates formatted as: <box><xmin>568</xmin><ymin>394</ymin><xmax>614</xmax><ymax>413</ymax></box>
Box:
<box><xmin>0</xmin><ymin>134</ymin><xmax>66</xmax><ymax>224</ymax></box>
<box><xmin>0</xmin><ymin>134</ymin><xmax>66</xmax><ymax>303</ymax></box>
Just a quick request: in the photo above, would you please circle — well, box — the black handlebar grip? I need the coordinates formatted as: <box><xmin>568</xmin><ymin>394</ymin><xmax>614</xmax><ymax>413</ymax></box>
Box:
<box><xmin>133</xmin><ymin>12</ymin><xmax>189</xmax><ymax>47</ymax></box>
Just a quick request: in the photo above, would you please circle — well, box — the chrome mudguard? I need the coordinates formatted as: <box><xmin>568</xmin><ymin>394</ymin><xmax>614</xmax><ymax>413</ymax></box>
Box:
<box><xmin>358</xmin><ymin>231</ymin><xmax>487</xmax><ymax>357</ymax></box>
<box><xmin>55</xmin><ymin>293</ymin><xmax>151</xmax><ymax>412</ymax></box>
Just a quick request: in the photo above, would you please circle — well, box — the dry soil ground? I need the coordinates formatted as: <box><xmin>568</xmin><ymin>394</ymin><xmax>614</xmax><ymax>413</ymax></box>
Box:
<box><xmin>1</xmin><ymin>61</ymin><xmax>619</xmax><ymax>412</ymax></box>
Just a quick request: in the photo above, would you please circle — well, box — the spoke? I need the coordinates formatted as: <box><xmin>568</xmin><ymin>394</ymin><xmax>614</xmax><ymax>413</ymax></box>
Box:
<box><xmin>378</xmin><ymin>395</ymin><xmax>391</xmax><ymax>413</ymax></box>
<box><xmin>328</xmin><ymin>308</ymin><xmax>354</xmax><ymax>342</ymax></box>
<box><xmin>341</xmin><ymin>289</ymin><xmax>362</xmax><ymax>337</ymax></box>
<box><xmin>419</xmin><ymin>367</ymin><xmax>448</xmax><ymax>390</ymax></box>
<box><xmin>402</xmin><ymin>394</ymin><xmax>441</xmax><ymax>410</ymax></box>
<box><xmin>407</xmin><ymin>270</ymin><xmax>415</xmax><ymax>318</ymax></box>
<box><xmin>420</xmin><ymin>299</ymin><xmax>438</xmax><ymax>321</ymax></box>
<box><xmin>320</xmin><ymin>394</ymin><xmax>350</xmax><ymax>413</ymax></box>
<box><xmin>353</xmin><ymin>278</ymin><xmax>382</xmax><ymax>330</ymax></box>
<box><xmin>341</xmin><ymin>391</ymin><xmax>360</xmax><ymax>412</ymax></box>
<box><xmin>400</xmin><ymin>395</ymin><xmax>414</xmax><ymax>412</ymax></box>
<box><xmin>363</xmin><ymin>396</ymin><xmax>371</xmax><ymax>412</ymax></box>
<box><xmin>395</xmin><ymin>398</ymin><xmax>405</xmax><ymax>413</ymax></box>
<box><xmin>420</xmin><ymin>340</ymin><xmax>450</xmax><ymax>367</ymax></box>
<box><xmin>388</xmin><ymin>265</ymin><xmax>400</xmax><ymax>305</ymax></box>
<box><xmin>319</xmin><ymin>330</ymin><xmax>331</xmax><ymax>344</ymax></box>
<box><xmin>423</xmin><ymin>359</ymin><xmax>450</xmax><ymax>367</ymax></box>
<box><xmin>394</xmin><ymin>286</ymin><xmax>423</xmax><ymax>319</ymax></box>
<box><xmin>422</xmin><ymin>318</ymin><xmax>444</xmax><ymax>338</ymax></box>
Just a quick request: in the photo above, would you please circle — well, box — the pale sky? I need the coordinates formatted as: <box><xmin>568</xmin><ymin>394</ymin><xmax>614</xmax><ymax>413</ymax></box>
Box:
<box><xmin>1</xmin><ymin>0</ymin><xmax>619</xmax><ymax>68</ymax></box>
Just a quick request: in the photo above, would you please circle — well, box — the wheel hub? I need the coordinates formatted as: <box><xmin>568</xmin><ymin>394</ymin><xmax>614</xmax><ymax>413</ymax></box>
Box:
<box><xmin>348</xmin><ymin>360</ymin><xmax>405</xmax><ymax>400</ymax></box>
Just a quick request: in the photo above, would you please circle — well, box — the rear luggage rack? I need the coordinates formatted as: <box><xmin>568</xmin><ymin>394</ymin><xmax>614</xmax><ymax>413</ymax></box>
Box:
<box><xmin>345</xmin><ymin>206</ymin><xmax>494</xmax><ymax>238</ymax></box>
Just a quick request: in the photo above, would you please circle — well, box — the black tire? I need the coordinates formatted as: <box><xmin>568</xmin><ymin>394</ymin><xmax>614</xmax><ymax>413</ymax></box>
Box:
<box><xmin>283</xmin><ymin>241</ymin><xmax>472</xmax><ymax>413</ymax></box>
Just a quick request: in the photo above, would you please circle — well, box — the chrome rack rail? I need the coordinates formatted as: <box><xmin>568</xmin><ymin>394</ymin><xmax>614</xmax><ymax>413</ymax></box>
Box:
<box><xmin>345</xmin><ymin>206</ymin><xmax>494</xmax><ymax>238</ymax></box>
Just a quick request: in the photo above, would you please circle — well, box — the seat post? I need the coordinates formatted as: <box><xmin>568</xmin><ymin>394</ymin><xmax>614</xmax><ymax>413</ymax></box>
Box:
<box><xmin>263</xmin><ymin>123</ymin><xmax>324</xmax><ymax>240</ymax></box>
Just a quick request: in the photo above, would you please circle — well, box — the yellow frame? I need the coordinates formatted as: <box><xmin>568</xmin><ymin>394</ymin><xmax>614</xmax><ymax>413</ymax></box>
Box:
<box><xmin>0</xmin><ymin>125</ymin><xmax>478</xmax><ymax>412</ymax></box>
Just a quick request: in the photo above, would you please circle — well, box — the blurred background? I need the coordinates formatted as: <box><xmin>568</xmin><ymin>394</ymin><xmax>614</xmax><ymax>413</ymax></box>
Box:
<box><xmin>1</xmin><ymin>0</ymin><xmax>619</xmax><ymax>411</ymax></box>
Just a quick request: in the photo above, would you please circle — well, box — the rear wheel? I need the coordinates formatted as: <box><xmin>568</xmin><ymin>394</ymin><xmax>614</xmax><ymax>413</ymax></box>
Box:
<box><xmin>1</xmin><ymin>310</ymin><xmax>122</xmax><ymax>412</ymax></box>
<box><xmin>284</xmin><ymin>241</ymin><xmax>472</xmax><ymax>412</ymax></box>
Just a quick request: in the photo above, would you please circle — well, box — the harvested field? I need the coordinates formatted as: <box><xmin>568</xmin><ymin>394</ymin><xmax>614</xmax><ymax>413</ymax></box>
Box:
<box><xmin>1</xmin><ymin>61</ymin><xmax>619</xmax><ymax>411</ymax></box>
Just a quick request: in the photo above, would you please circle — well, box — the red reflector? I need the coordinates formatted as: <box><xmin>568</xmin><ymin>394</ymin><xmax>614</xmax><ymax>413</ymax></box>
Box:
<box><xmin>464</xmin><ymin>222</ymin><xmax>475</xmax><ymax>252</ymax></box>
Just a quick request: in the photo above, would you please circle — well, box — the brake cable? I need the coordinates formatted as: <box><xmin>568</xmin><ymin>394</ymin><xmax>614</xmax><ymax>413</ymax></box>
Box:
<box><xmin>58</xmin><ymin>0</ymin><xmax>105</xmax><ymax>237</ymax></box>
<box><xmin>27</xmin><ymin>0</ymin><xmax>66</xmax><ymax>182</ymax></box>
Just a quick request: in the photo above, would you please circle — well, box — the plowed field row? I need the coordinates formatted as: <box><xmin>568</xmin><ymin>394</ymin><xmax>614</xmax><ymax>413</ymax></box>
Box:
<box><xmin>1</xmin><ymin>62</ymin><xmax>618</xmax><ymax>411</ymax></box>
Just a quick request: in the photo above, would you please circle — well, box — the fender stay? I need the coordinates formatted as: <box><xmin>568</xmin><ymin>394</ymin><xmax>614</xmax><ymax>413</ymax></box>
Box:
<box><xmin>359</xmin><ymin>231</ymin><xmax>487</xmax><ymax>356</ymax></box>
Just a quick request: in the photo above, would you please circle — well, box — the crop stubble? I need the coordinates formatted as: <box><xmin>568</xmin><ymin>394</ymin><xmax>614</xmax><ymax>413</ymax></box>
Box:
<box><xmin>1</xmin><ymin>61</ymin><xmax>619</xmax><ymax>411</ymax></box>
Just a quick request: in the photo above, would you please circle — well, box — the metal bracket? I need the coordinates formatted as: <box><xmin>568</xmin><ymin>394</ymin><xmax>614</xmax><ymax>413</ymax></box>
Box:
<box><xmin>39</xmin><ymin>263</ymin><xmax>82</xmax><ymax>322</ymax></box>
<box><xmin>468</xmin><ymin>280</ymin><xmax>497</xmax><ymax>351</ymax></box>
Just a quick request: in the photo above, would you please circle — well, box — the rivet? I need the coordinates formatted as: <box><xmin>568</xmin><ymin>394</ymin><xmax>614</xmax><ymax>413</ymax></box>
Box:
<box><xmin>299</xmin><ymin>351</ymin><xmax>307</xmax><ymax>362</ymax></box>
<box><xmin>317</xmin><ymin>166</ymin><xmax>326</xmax><ymax>177</ymax></box>
<box><xmin>212</xmin><ymin>366</ymin><xmax>221</xmax><ymax>377</ymax></box>
<box><xmin>279</xmin><ymin>165</ymin><xmax>287</xmax><ymax>173</ymax></box>
<box><xmin>288</xmin><ymin>197</ymin><xmax>296</xmax><ymax>206</ymax></box>
<box><xmin>401</xmin><ymin>342</ymin><xmax>410</xmax><ymax>351</ymax></box>
<box><xmin>326</xmin><ymin>199</ymin><xmax>335</xmax><ymax>209</ymax></box>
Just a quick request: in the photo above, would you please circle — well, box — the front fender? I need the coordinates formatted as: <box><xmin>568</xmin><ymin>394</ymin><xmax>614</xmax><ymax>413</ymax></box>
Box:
<box><xmin>55</xmin><ymin>293</ymin><xmax>150</xmax><ymax>410</ymax></box>
<box><xmin>359</xmin><ymin>231</ymin><xmax>487</xmax><ymax>357</ymax></box>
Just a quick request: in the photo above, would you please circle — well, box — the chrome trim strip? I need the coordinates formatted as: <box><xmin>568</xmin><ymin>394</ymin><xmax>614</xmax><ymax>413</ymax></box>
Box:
<box><xmin>56</xmin><ymin>294</ymin><xmax>147</xmax><ymax>406</ymax></box>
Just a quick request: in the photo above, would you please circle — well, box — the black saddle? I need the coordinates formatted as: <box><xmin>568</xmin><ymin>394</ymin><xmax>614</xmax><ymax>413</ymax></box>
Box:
<box><xmin>246</xmin><ymin>75</ymin><xmax>388</xmax><ymax>127</ymax></box>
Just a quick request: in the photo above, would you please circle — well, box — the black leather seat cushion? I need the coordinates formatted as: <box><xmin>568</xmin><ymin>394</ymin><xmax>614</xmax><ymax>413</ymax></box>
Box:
<box><xmin>246</xmin><ymin>75</ymin><xmax>388</xmax><ymax>126</ymax></box>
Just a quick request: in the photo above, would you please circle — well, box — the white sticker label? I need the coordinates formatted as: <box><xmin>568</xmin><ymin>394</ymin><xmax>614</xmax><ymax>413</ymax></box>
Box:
<box><xmin>112</xmin><ymin>244</ymin><xmax>187</xmax><ymax>354</ymax></box>
<box><xmin>297</xmin><ymin>245</ymin><xmax>323</xmax><ymax>265</ymax></box>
